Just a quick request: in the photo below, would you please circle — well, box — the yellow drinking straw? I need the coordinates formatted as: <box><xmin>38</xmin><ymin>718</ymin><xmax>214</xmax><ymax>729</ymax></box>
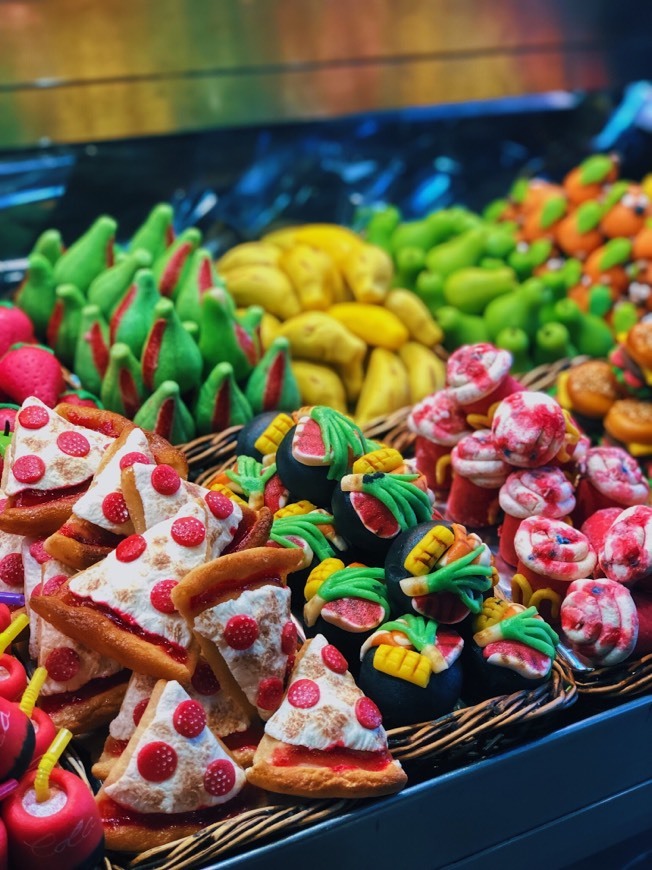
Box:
<box><xmin>35</xmin><ymin>728</ymin><xmax>73</xmax><ymax>803</ymax></box>
<box><xmin>0</xmin><ymin>613</ymin><xmax>29</xmax><ymax>655</ymax></box>
<box><xmin>19</xmin><ymin>666</ymin><xmax>48</xmax><ymax>718</ymax></box>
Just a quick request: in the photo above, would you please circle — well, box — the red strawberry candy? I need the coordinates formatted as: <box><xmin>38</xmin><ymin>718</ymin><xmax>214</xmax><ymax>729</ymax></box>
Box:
<box><xmin>58</xmin><ymin>390</ymin><xmax>102</xmax><ymax>409</ymax></box>
<box><xmin>0</xmin><ymin>344</ymin><xmax>64</xmax><ymax>407</ymax></box>
<box><xmin>0</xmin><ymin>305</ymin><xmax>34</xmax><ymax>358</ymax></box>
<box><xmin>0</xmin><ymin>405</ymin><xmax>18</xmax><ymax>433</ymax></box>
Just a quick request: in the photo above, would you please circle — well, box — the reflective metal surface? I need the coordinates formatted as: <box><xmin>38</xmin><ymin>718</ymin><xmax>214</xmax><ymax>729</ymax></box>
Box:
<box><xmin>0</xmin><ymin>0</ymin><xmax>649</xmax><ymax>147</ymax></box>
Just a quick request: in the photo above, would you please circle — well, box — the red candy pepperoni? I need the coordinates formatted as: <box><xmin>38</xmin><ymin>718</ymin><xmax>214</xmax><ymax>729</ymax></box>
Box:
<box><xmin>203</xmin><ymin>759</ymin><xmax>236</xmax><ymax>796</ymax></box>
<box><xmin>191</xmin><ymin>661</ymin><xmax>221</xmax><ymax>696</ymax></box>
<box><xmin>57</xmin><ymin>431</ymin><xmax>91</xmax><ymax>457</ymax></box>
<box><xmin>137</xmin><ymin>741</ymin><xmax>178</xmax><ymax>782</ymax></box>
<box><xmin>149</xmin><ymin>579</ymin><xmax>178</xmax><ymax>614</ymax></box>
<box><xmin>287</xmin><ymin>679</ymin><xmax>320</xmax><ymax>709</ymax></box>
<box><xmin>321</xmin><ymin>644</ymin><xmax>348</xmax><ymax>675</ymax></box>
<box><xmin>102</xmin><ymin>492</ymin><xmax>130</xmax><ymax>525</ymax></box>
<box><xmin>151</xmin><ymin>464</ymin><xmax>181</xmax><ymax>496</ymax></box>
<box><xmin>13</xmin><ymin>455</ymin><xmax>45</xmax><ymax>484</ymax></box>
<box><xmin>256</xmin><ymin>677</ymin><xmax>284</xmax><ymax>711</ymax></box>
<box><xmin>116</xmin><ymin>534</ymin><xmax>147</xmax><ymax>562</ymax></box>
<box><xmin>355</xmin><ymin>697</ymin><xmax>382</xmax><ymax>730</ymax></box>
<box><xmin>171</xmin><ymin>517</ymin><xmax>206</xmax><ymax>548</ymax></box>
<box><xmin>42</xmin><ymin>573</ymin><xmax>68</xmax><ymax>596</ymax></box>
<box><xmin>45</xmin><ymin>647</ymin><xmax>81</xmax><ymax>682</ymax></box>
<box><xmin>224</xmin><ymin>614</ymin><xmax>259</xmax><ymax>650</ymax></box>
<box><xmin>205</xmin><ymin>491</ymin><xmax>234</xmax><ymax>519</ymax></box>
<box><xmin>0</xmin><ymin>553</ymin><xmax>23</xmax><ymax>588</ymax></box>
<box><xmin>133</xmin><ymin>698</ymin><xmax>149</xmax><ymax>726</ymax></box>
<box><xmin>281</xmin><ymin>621</ymin><xmax>297</xmax><ymax>655</ymax></box>
<box><xmin>18</xmin><ymin>405</ymin><xmax>49</xmax><ymax>429</ymax></box>
<box><xmin>173</xmin><ymin>700</ymin><xmax>206</xmax><ymax>738</ymax></box>
<box><xmin>29</xmin><ymin>540</ymin><xmax>50</xmax><ymax>565</ymax></box>
<box><xmin>119</xmin><ymin>451</ymin><xmax>152</xmax><ymax>470</ymax></box>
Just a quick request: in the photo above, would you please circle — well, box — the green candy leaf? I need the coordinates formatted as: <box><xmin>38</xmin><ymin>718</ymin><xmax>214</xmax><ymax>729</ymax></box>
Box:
<box><xmin>311</xmin><ymin>407</ymin><xmax>367</xmax><ymax>481</ymax></box>
<box><xmin>576</xmin><ymin>201</ymin><xmax>604</xmax><ymax>234</ymax></box>
<box><xmin>509</xmin><ymin>178</ymin><xmax>529</xmax><ymax>205</ymax></box>
<box><xmin>375</xmin><ymin>614</ymin><xmax>438</xmax><ymax>652</ymax></box>
<box><xmin>603</xmin><ymin>180</ymin><xmax>630</xmax><ymax>210</ymax></box>
<box><xmin>540</xmin><ymin>196</ymin><xmax>567</xmax><ymax>229</ymax></box>
<box><xmin>318</xmin><ymin>566</ymin><xmax>389</xmax><ymax>613</ymax></box>
<box><xmin>226</xmin><ymin>457</ymin><xmax>276</xmax><ymax>498</ymax></box>
<box><xmin>579</xmin><ymin>154</ymin><xmax>614</xmax><ymax>186</ymax></box>
<box><xmin>491</xmin><ymin>606</ymin><xmax>559</xmax><ymax>659</ymax></box>
<box><xmin>358</xmin><ymin>473</ymin><xmax>432</xmax><ymax>531</ymax></box>
<box><xmin>419</xmin><ymin>545</ymin><xmax>494</xmax><ymax>613</ymax></box>
<box><xmin>270</xmin><ymin>512</ymin><xmax>336</xmax><ymax>563</ymax></box>
<box><xmin>599</xmin><ymin>238</ymin><xmax>632</xmax><ymax>271</ymax></box>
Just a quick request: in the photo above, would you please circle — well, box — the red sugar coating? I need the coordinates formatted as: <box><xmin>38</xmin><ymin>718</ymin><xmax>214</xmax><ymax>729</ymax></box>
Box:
<box><xmin>151</xmin><ymin>464</ymin><xmax>181</xmax><ymax>496</ymax></box>
<box><xmin>119</xmin><ymin>452</ymin><xmax>152</xmax><ymax>470</ymax></box>
<box><xmin>256</xmin><ymin>676</ymin><xmax>284</xmax><ymax>711</ymax></box>
<box><xmin>137</xmin><ymin>741</ymin><xmax>178</xmax><ymax>782</ymax></box>
<box><xmin>116</xmin><ymin>534</ymin><xmax>147</xmax><ymax>562</ymax></box>
<box><xmin>17</xmin><ymin>405</ymin><xmax>49</xmax><ymax>429</ymax></box>
<box><xmin>171</xmin><ymin>517</ymin><xmax>206</xmax><ymax>548</ymax></box>
<box><xmin>321</xmin><ymin>644</ymin><xmax>348</xmax><ymax>674</ymax></box>
<box><xmin>102</xmin><ymin>492</ymin><xmax>130</xmax><ymax>525</ymax></box>
<box><xmin>355</xmin><ymin>696</ymin><xmax>383</xmax><ymax>730</ymax></box>
<box><xmin>13</xmin><ymin>454</ymin><xmax>45</xmax><ymax>484</ymax></box>
<box><xmin>42</xmin><ymin>573</ymin><xmax>68</xmax><ymax>596</ymax></box>
<box><xmin>281</xmin><ymin>621</ymin><xmax>297</xmax><ymax>655</ymax></box>
<box><xmin>29</xmin><ymin>540</ymin><xmax>50</xmax><ymax>565</ymax></box>
<box><xmin>133</xmin><ymin>698</ymin><xmax>149</xmax><ymax>726</ymax></box>
<box><xmin>191</xmin><ymin>661</ymin><xmax>221</xmax><ymax>696</ymax></box>
<box><xmin>203</xmin><ymin>758</ymin><xmax>236</xmax><ymax>796</ymax></box>
<box><xmin>57</xmin><ymin>431</ymin><xmax>91</xmax><ymax>457</ymax></box>
<box><xmin>173</xmin><ymin>700</ymin><xmax>206</xmax><ymax>738</ymax></box>
<box><xmin>45</xmin><ymin>647</ymin><xmax>81</xmax><ymax>682</ymax></box>
<box><xmin>149</xmin><ymin>579</ymin><xmax>179</xmax><ymax>614</ymax></box>
<box><xmin>223</xmin><ymin>614</ymin><xmax>259</xmax><ymax>650</ymax></box>
<box><xmin>0</xmin><ymin>553</ymin><xmax>23</xmax><ymax>588</ymax></box>
<box><xmin>205</xmin><ymin>491</ymin><xmax>234</xmax><ymax>519</ymax></box>
<box><xmin>287</xmin><ymin>678</ymin><xmax>320</xmax><ymax>709</ymax></box>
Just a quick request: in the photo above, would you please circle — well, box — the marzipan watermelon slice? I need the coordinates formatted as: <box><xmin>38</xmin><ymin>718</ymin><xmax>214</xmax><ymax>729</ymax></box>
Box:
<box><xmin>351</xmin><ymin>491</ymin><xmax>399</xmax><ymax>539</ymax></box>
<box><xmin>484</xmin><ymin>640</ymin><xmax>551</xmax><ymax>678</ymax></box>
<box><xmin>292</xmin><ymin>417</ymin><xmax>328</xmax><ymax>466</ymax></box>
<box><xmin>321</xmin><ymin>596</ymin><xmax>385</xmax><ymax>632</ymax></box>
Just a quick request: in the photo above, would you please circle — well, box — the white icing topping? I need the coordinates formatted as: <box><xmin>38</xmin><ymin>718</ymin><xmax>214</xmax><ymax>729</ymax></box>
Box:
<box><xmin>22</xmin><ymin>786</ymin><xmax>67</xmax><ymax>817</ymax></box>
<box><xmin>451</xmin><ymin>429</ymin><xmax>511</xmax><ymax>488</ymax></box>
<box><xmin>104</xmin><ymin>680</ymin><xmax>246</xmax><ymax>814</ymax></box>
<box><xmin>22</xmin><ymin>537</ymin><xmax>50</xmax><ymax>659</ymax></box>
<box><xmin>109</xmin><ymin>673</ymin><xmax>158</xmax><ymax>741</ymax></box>
<box><xmin>446</xmin><ymin>344</ymin><xmax>512</xmax><ymax>405</ymax></box>
<box><xmin>585</xmin><ymin>446</ymin><xmax>650</xmax><ymax>504</ymax></box>
<box><xmin>499</xmin><ymin>466</ymin><xmax>576</xmax><ymax>519</ymax></box>
<box><xmin>265</xmin><ymin>634</ymin><xmax>388</xmax><ymax>752</ymax></box>
<box><xmin>492</xmin><ymin>391</ymin><xmax>566</xmax><ymax>467</ymax></box>
<box><xmin>68</xmin><ymin>501</ymin><xmax>210</xmax><ymax>651</ymax></box>
<box><xmin>74</xmin><ymin>429</ymin><xmax>153</xmax><ymax>534</ymax></box>
<box><xmin>407</xmin><ymin>389</ymin><xmax>471</xmax><ymax>446</ymax></box>
<box><xmin>3</xmin><ymin>397</ymin><xmax>113</xmax><ymax>495</ymax></box>
<box><xmin>193</xmin><ymin>585</ymin><xmax>292</xmax><ymax>719</ymax></box>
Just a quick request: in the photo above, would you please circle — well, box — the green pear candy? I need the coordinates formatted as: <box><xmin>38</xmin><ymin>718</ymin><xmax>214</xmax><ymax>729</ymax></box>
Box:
<box><xmin>437</xmin><ymin>306</ymin><xmax>489</xmax><ymax>351</ymax></box>
<box><xmin>574</xmin><ymin>313</ymin><xmax>615</xmax><ymax>358</ymax></box>
<box><xmin>87</xmin><ymin>248</ymin><xmax>152</xmax><ymax>319</ymax></box>
<box><xmin>46</xmin><ymin>284</ymin><xmax>85</xmax><ymax>367</ymax></box>
<box><xmin>534</xmin><ymin>322</ymin><xmax>573</xmax><ymax>366</ymax></box>
<box><xmin>74</xmin><ymin>304</ymin><xmax>110</xmax><ymax>396</ymax></box>
<box><xmin>129</xmin><ymin>203</ymin><xmax>175</xmax><ymax>261</ymax></box>
<box><xmin>15</xmin><ymin>253</ymin><xmax>56</xmax><ymax>337</ymax></box>
<box><xmin>393</xmin><ymin>246</ymin><xmax>426</xmax><ymax>291</ymax></box>
<box><xmin>109</xmin><ymin>268</ymin><xmax>160</xmax><ymax>357</ymax></box>
<box><xmin>414</xmin><ymin>270</ymin><xmax>446</xmax><ymax>313</ymax></box>
<box><xmin>174</xmin><ymin>248</ymin><xmax>224</xmax><ymax>323</ymax></box>
<box><xmin>424</xmin><ymin>228</ymin><xmax>486</xmax><ymax>278</ymax></box>
<box><xmin>100</xmin><ymin>342</ymin><xmax>144</xmax><ymax>419</ymax></box>
<box><xmin>194</xmin><ymin>361</ymin><xmax>253</xmax><ymax>435</ymax></box>
<box><xmin>153</xmin><ymin>227</ymin><xmax>202</xmax><ymax>298</ymax></box>
<box><xmin>32</xmin><ymin>229</ymin><xmax>63</xmax><ymax>265</ymax></box>
<box><xmin>495</xmin><ymin>327</ymin><xmax>531</xmax><ymax>372</ymax></box>
<box><xmin>443</xmin><ymin>265</ymin><xmax>516</xmax><ymax>315</ymax></box>
<box><xmin>183</xmin><ymin>321</ymin><xmax>200</xmax><ymax>341</ymax></box>
<box><xmin>391</xmin><ymin>217</ymin><xmax>446</xmax><ymax>256</ymax></box>
<box><xmin>134</xmin><ymin>380</ymin><xmax>196</xmax><ymax>444</ymax></box>
<box><xmin>244</xmin><ymin>337</ymin><xmax>301</xmax><ymax>415</ymax></box>
<box><xmin>141</xmin><ymin>297</ymin><xmax>203</xmax><ymax>394</ymax></box>
<box><xmin>198</xmin><ymin>288</ymin><xmax>259</xmax><ymax>381</ymax></box>
<box><xmin>364</xmin><ymin>206</ymin><xmax>401</xmax><ymax>251</ymax></box>
<box><xmin>53</xmin><ymin>215</ymin><xmax>117</xmax><ymax>294</ymax></box>
<box><xmin>484</xmin><ymin>278</ymin><xmax>551</xmax><ymax>341</ymax></box>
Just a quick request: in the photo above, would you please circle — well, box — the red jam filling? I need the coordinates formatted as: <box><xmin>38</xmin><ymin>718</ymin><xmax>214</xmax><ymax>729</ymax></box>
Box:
<box><xmin>67</xmin><ymin>592</ymin><xmax>188</xmax><ymax>663</ymax></box>
<box><xmin>58</xmin><ymin>520</ymin><xmax>122</xmax><ymax>548</ymax></box>
<box><xmin>98</xmin><ymin>787</ymin><xmax>253</xmax><ymax>830</ymax></box>
<box><xmin>89</xmin><ymin>321</ymin><xmax>110</xmax><ymax>377</ymax></box>
<box><xmin>271</xmin><ymin>745</ymin><xmax>393</xmax><ymax>773</ymax></box>
<box><xmin>142</xmin><ymin>320</ymin><xmax>166</xmax><ymax>391</ymax></box>
<box><xmin>39</xmin><ymin>670</ymin><xmax>130</xmax><ymax>714</ymax></box>
<box><xmin>110</xmin><ymin>284</ymin><xmax>137</xmax><ymax>344</ymax></box>
<box><xmin>189</xmin><ymin>573</ymin><xmax>282</xmax><ymax>612</ymax></box>
<box><xmin>12</xmin><ymin>480</ymin><xmax>89</xmax><ymax>507</ymax></box>
<box><xmin>262</xmin><ymin>353</ymin><xmax>285</xmax><ymax>411</ymax></box>
<box><xmin>222</xmin><ymin>722</ymin><xmax>264</xmax><ymax>752</ymax></box>
<box><xmin>156</xmin><ymin>398</ymin><xmax>175</xmax><ymax>440</ymax></box>
<box><xmin>211</xmin><ymin>381</ymin><xmax>232</xmax><ymax>433</ymax></box>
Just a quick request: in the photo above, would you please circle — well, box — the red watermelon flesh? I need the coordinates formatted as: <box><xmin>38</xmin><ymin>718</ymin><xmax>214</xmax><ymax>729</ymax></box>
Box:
<box><xmin>293</xmin><ymin>417</ymin><xmax>328</xmax><ymax>466</ymax></box>
<box><xmin>263</xmin><ymin>473</ymin><xmax>289</xmax><ymax>513</ymax></box>
<box><xmin>413</xmin><ymin>591</ymin><xmax>470</xmax><ymax>624</ymax></box>
<box><xmin>321</xmin><ymin>597</ymin><xmax>385</xmax><ymax>632</ymax></box>
<box><xmin>435</xmin><ymin>629</ymin><xmax>464</xmax><ymax>666</ymax></box>
<box><xmin>483</xmin><ymin>640</ymin><xmax>551</xmax><ymax>678</ymax></box>
<box><xmin>351</xmin><ymin>491</ymin><xmax>399</xmax><ymax>539</ymax></box>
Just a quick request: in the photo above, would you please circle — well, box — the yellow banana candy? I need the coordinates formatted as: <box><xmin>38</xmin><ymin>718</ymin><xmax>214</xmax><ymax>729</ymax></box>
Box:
<box><xmin>329</xmin><ymin>302</ymin><xmax>408</xmax><ymax>350</ymax></box>
<box><xmin>216</xmin><ymin>242</ymin><xmax>282</xmax><ymax>272</ymax></box>
<box><xmin>259</xmin><ymin>311</ymin><xmax>282</xmax><ymax>350</ymax></box>
<box><xmin>338</xmin><ymin>355</ymin><xmax>366</xmax><ymax>404</ymax></box>
<box><xmin>291</xmin><ymin>360</ymin><xmax>347</xmax><ymax>413</ymax></box>
<box><xmin>340</xmin><ymin>242</ymin><xmax>393</xmax><ymax>304</ymax></box>
<box><xmin>280</xmin><ymin>244</ymin><xmax>333</xmax><ymax>310</ymax></box>
<box><xmin>355</xmin><ymin>348</ymin><xmax>410</xmax><ymax>424</ymax></box>
<box><xmin>223</xmin><ymin>265</ymin><xmax>301</xmax><ymax>321</ymax></box>
<box><xmin>385</xmin><ymin>288</ymin><xmax>443</xmax><ymax>347</ymax></box>
<box><xmin>398</xmin><ymin>341</ymin><xmax>447</xmax><ymax>404</ymax></box>
<box><xmin>325</xmin><ymin>256</ymin><xmax>353</xmax><ymax>304</ymax></box>
<box><xmin>278</xmin><ymin>311</ymin><xmax>366</xmax><ymax>367</ymax></box>
<box><xmin>263</xmin><ymin>224</ymin><xmax>363</xmax><ymax>263</ymax></box>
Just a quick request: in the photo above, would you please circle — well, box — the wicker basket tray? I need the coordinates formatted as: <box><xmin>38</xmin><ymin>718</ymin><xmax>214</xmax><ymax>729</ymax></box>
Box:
<box><xmin>566</xmin><ymin>652</ymin><xmax>652</xmax><ymax>700</ymax></box>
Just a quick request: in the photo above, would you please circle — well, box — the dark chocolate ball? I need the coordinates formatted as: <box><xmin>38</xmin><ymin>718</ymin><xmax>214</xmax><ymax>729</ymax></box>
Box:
<box><xmin>385</xmin><ymin>521</ymin><xmax>454</xmax><ymax>614</ymax></box>
<box><xmin>331</xmin><ymin>483</ymin><xmax>398</xmax><ymax>560</ymax></box>
<box><xmin>235</xmin><ymin>411</ymin><xmax>280</xmax><ymax>461</ymax></box>
<box><xmin>275</xmin><ymin>426</ymin><xmax>336</xmax><ymax>508</ymax></box>
<box><xmin>359</xmin><ymin>648</ymin><xmax>462</xmax><ymax>728</ymax></box>
<box><xmin>462</xmin><ymin>641</ymin><xmax>548</xmax><ymax>702</ymax></box>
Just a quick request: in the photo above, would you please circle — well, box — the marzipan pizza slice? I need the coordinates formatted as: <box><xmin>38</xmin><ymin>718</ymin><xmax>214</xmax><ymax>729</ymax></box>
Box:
<box><xmin>173</xmin><ymin>547</ymin><xmax>303</xmax><ymax>721</ymax></box>
<box><xmin>97</xmin><ymin>679</ymin><xmax>253</xmax><ymax>851</ymax></box>
<box><xmin>247</xmin><ymin>634</ymin><xmax>407</xmax><ymax>799</ymax></box>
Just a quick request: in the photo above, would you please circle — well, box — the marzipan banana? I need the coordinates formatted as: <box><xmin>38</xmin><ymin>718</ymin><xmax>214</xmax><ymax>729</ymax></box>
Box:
<box><xmin>385</xmin><ymin>289</ymin><xmax>443</xmax><ymax>346</ymax></box>
<box><xmin>355</xmin><ymin>348</ymin><xmax>410</xmax><ymax>424</ymax></box>
<box><xmin>291</xmin><ymin>360</ymin><xmax>347</xmax><ymax>413</ymax></box>
<box><xmin>340</xmin><ymin>243</ymin><xmax>393</xmax><ymax>304</ymax></box>
<box><xmin>280</xmin><ymin>244</ymin><xmax>333</xmax><ymax>310</ymax></box>
<box><xmin>217</xmin><ymin>242</ymin><xmax>282</xmax><ymax>272</ymax></box>
<box><xmin>328</xmin><ymin>302</ymin><xmax>408</xmax><ymax>350</ymax></box>
<box><xmin>278</xmin><ymin>312</ymin><xmax>366</xmax><ymax>367</ymax></box>
<box><xmin>398</xmin><ymin>341</ymin><xmax>447</xmax><ymax>403</ymax></box>
<box><xmin>223</xmin><ymin>265</ymin><xmax>301</xmax><ymax>321</ymax></box>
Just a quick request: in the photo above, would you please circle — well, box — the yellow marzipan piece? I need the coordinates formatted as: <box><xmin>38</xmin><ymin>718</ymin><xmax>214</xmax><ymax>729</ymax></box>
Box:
<box><xmin>373</xmin><ymin>644</ymin><xmax>431</xmax><ymax>687</ymax></box>
<box><xmin>254</xmin><ymin>413</ymin><xmax>294</xmax><ymax>455</ymax></box>
<box><xmin>352</xmin><ymin>447</ymin><xmax>404</xmax><ymax>475</ymax></box>
<box><xmin>403</xmin><ymin>524</ymin><xmax>455</xmax><ymax>575</ymax></box>
<box><xmin>275</xmin><ymin>500</ymin><xmax>317</xmax><ymax>518</ymax></box>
